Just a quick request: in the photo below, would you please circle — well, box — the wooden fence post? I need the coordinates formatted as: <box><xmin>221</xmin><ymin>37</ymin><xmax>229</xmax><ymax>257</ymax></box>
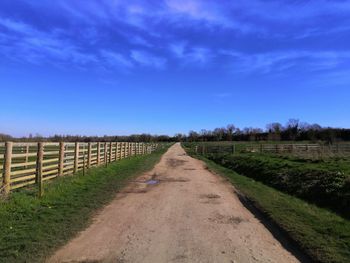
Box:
<box><xmin>58</xmin><ymin>142</ymin><xmax>65</xmax><ymax>176</ymax></box>
<box><xmin>104</xmin><ymin>142</ymin><xmax>108</xmax><ymax>167</ymax></box>
<box><xmin>87</xmin><ymin>142</ymin><xmax>92</xmax><ymax>168</ymax></box>
<box><xmin>36</xmin><ymin>142</ymin><xmax>44</xmax><ymax>197</ymax></box>
<box><xmin>25</xmin><ymin>144</ymin><xmax>29</xmax><ymax>164</ymax></box>
<box><xmin>82</xmin><ymin>144</ymin><xmax>86</xmax><ymax>176</ymax></box>
<box><xmin>121</xmin><ymin>143</ymin><xmax>124</xmax><ymax>159</ymax></box>
<box><xmin>74</xmin><ymin>142</ymin><xmax>79</xmax><ymax>173</ymax></box>
<box><xmin>97</xmin><ymin>143</ymin><xmax>101</xmax><ymax>165</ymax></box>
<box><xmin>109</xmin><ymin>142</ymin><xmax>113</xmax><ymax>163</ymax></box>
<box><xmin>3</xmin><ymin>142</ymin><xmax>13</xmax><ymax>195</ymax></box>
<box><xmin>114</xmin><ymin>142</ymin><xmax>119</xmax><ymax>161</ymax></box>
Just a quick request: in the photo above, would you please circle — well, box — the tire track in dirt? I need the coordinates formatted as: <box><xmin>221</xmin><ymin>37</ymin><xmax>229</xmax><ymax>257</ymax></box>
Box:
<box><xmin>48</xmin><ymin>143</ymin><xmax>301</xmax><ymax>263</ymax></box>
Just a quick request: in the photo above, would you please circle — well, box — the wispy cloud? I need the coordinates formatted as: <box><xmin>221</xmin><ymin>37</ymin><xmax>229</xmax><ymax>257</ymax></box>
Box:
<box><xmin>131</xmin><ymin>50</ymin><xmax>166</xmax><ymax>69</ymax></box>
<box><xmin>100</xmin><ymin>50</ymin><xmax>133</xmax><ymax>69</ymax></box>
<box><xmin>1</xmin><ymin>0</ymin><xmax>350</xmax><ymax>76</ymax></box>
<box><xmin>233</xmin><ymin>0</ymin><xmax>350</xmax><ymax>21</ymax></box>
<box><xmin>221</xmin><ymin>50</ymin><xmax>350</xmax><ymax>75</ymax></box>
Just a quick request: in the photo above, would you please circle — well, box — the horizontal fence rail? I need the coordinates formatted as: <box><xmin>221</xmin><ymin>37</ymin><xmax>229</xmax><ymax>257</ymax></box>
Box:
<box><xmin>0</xmin><ymin>142</ymin><xmax>159</xmax><ymax>195</ymax></box>
<box><xmin>194</xmin><ymin>143</ymin><xmax>350</xmax><ymax>157</ymax></box>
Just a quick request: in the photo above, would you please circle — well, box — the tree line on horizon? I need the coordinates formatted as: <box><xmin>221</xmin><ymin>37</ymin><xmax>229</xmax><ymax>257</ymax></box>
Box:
<box><xmin>183</xmin><ymin>119</ymin><xmax>350</xmax><ymax>143</ymax></box>
<box><xmin>1</xmin><ymin>119</ymin><xmax>349</xmax><ymax>143</ymax></box>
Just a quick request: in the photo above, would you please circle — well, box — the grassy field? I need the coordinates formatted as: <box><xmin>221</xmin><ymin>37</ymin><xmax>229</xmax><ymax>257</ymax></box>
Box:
<box><xmin>186</xmin><ymin>141</ymin><xmax>350</xmax><ymax>159</ymax></box>
<box><xmin>0</xmin><ymin>146</ymin><xmax>168</xmax><ymax>263</ymax></box>
<box><xmin>184</xmin><ymin>142</ymin><xmax>350</xmax><ymax>218</ymax></box>
<box><xmin>189</xmin><ymin>153</ymin><xmax>350</xmax><ymax>263</ymax></box>
<box><xmin>204</xmin><ymin>152</ymin><xmax>350</xmax><ymax>218</ymax></box>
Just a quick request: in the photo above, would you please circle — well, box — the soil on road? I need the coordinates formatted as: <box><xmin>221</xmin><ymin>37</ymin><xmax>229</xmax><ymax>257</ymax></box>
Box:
<box><xmin>49</xmin><ymin>143</ymin><xmax>300</xmax><ymax>263</ymax></box>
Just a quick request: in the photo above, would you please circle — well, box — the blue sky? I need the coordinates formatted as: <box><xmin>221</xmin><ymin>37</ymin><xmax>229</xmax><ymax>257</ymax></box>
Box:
<box><xmin>0</xmin><ymin>0</ymin><xmax>349</xmax><ymax>136</ymax></box>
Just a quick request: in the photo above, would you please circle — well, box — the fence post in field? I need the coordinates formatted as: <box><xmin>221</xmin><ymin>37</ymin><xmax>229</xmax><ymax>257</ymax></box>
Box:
<box><xmin>82</xmin><ymin>144</ymin><xmax>86</xmax><ymax>176</ymax></box>
<box><xmin>36</xmin><ymin>142</ymin><xmax>44</xmax><ymax>197</ymax></box>
<box><xmin>97</xmin><ymin>143</ymin><xmax>101</xmax><ymax>165</ymax></box>
<box><xmin>3</xmin><ymin>141</ymin><xmax>13</xmax><ymax>195</ymax></box>
<box><xmin>25</xmin><ymin>144</ymin><xmax>29</xmax><ymax>164</ymax></box>
<box><xmin>119</xmin><ymin>142</ymin><xmax>123</xmax><ymax>159</ymax></box>
<box><xmin>109</xmin><ymin>142</ymin><xmax>112</xmax><ymax>163</ymax></box>
<box><xmin>114</xmin><ymin>142</ymin><xmax>119</xmax><ymax>161</ymax></box>
<box><xmin>260</xmin><ymin>144</ymin><xmax>263</xmax><ymax>153</ymax></box>
<box><xmin>104</xmin><ymin>142</ymin><xmax>108</xmax><ymax>167</ymax></box>
<box><xmin>58</xmin><ymin>142</ymin><xmax>65</xmax><ymax>176</ymax></box>
<box><xmin>74</xmin><ymin>142</ymin><xmax>79</xmax><ymax>173</ymax></box>
<box><xmin>87</xmin><ymin>142</ymin><xmax>92</xmax><ymax>168</ymax></box>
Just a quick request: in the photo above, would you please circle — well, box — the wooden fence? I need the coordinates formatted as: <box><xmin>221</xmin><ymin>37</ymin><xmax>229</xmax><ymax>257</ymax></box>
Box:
<box><xmin>195</xmin><ymin>143</ymin><xmax>350</xmax><ymax>156</ymax></box>
<box><xmin>0</xmin><ymin>142</ymin><xmax>158</xmax><ymax>195</ymax></box>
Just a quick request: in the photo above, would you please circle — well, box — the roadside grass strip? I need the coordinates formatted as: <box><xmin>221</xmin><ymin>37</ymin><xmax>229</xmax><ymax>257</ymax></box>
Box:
<box><xmin>0</xmin><ymin>147</ymin><xmax>167</xmax><ymax>263</ymax></box>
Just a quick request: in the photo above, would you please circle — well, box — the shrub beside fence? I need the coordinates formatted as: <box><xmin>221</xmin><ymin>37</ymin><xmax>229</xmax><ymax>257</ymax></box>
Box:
<box><xmin>0</xmin><ymin>142</ymin><xmax>159</xmax><ymax>195</ymax></box>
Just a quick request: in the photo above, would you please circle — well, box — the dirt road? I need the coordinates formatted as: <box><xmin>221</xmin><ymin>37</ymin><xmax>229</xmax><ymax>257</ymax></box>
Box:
<box><xmin>49</xmin><ymin>143</ymin><xmax>300</xmax><ymax>263</ymax></box>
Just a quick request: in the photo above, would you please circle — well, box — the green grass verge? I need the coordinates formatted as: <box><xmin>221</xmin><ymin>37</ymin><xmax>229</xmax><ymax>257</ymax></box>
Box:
<box><xmin>0</xmin><ymin>147</ymin><xmax>168</xmax><ymax>263</ymax></box>
<box><xmin>191</xmin><ymin>154</ymin><xmax>350</xmax><ymax>263</ymax></box>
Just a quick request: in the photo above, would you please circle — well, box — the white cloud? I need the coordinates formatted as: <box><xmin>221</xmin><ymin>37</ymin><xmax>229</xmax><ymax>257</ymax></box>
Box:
<box><xmin>221</xmin><ymin>50</ymin><xmax>350</xmax><ymax>74</ymax></box>
<box><xmin>236</xmin><ymin>0</ymin><xmax>350</xmax><ymax>21</ymax></box>
<box><xmin>170</xmin><ymin>45</ymin><xmax>212</xmax><ymax>66</ymax></box>
<box><xmin>131</xmin><ymin>50</ymin><xmax>166</xmax><ymax>69</ymax></box>
<box><xmin>100</xmin><ymin>50</ymin><xmax>133</xmax><ymax>68</ymax></box>
<box><xmin>169</xmin><ymin>42</ymin><xmax>186</xmax><ymax>57</ymax></box>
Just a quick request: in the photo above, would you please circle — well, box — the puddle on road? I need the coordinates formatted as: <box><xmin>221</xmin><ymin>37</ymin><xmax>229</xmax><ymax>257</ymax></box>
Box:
<box><xmin>146</xmin><ymin>179</ymin><xmax>159</xmax><ymax>185</ymax></box>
